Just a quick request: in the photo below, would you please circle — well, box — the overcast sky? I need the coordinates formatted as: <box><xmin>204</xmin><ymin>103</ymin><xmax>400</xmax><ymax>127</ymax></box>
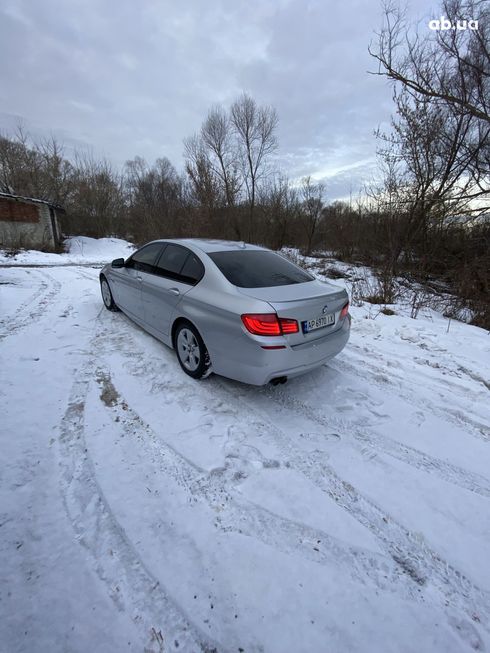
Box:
<box><xmin>0</xmin><ymin>0</ymin><xmax>434</xmax><ymax>200</ymax></box>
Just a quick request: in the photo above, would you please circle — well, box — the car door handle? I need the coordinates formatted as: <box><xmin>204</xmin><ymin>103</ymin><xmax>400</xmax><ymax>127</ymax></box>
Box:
<box><xmin>136</xmin><ymin>275</ymin><xmax>143</xmax><ymax>281</ymax></box>
<box><xmin>167</xmin><ymin>287</ymin><xmax>180</xmax><ymax>295</ymax></box>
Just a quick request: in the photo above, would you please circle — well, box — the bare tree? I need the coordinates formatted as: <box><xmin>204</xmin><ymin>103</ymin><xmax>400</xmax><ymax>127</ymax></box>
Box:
<box><xmin>299</xmin><ymin>176</ymin><xmax>325</xmax><ymax>255</ymax></box>
<box><xmin>185</xmin><ymin>107</ymin><xmax>244</xmax><ymax>238</ymax></box>
<box><xmin>367</xmin><ymin>0</ymin><xmax>490</xmax><ymax>292</ymax></box>
<box><xmin>369</xmin><ymin>0</ymin><xmax>490</xmax><ymax>124</ymax></box>
<box><xmin>0</xmin><ymin>126</ymin><xmax>73</xmax><ymax>203</ymax></box>
<box><xmin>37</xmin><ymin>135</ymin><xmax>74</xmax><ymax>204</ymax></box>
<box><xmin>230</xmin><ymin>93</ymin><xmax>278</xmax><ymax>241</ymax></box>
<box><xmin>201</xmin><ymin>106</ymin><xmax>241</xmax><ymax>208</ymax></box>
<box><xmin>183</xmin><ymin>134</ymin><xmax>224</xmax><ymax>232</ymax></box>
<box><xmin>71</xmin><ymin>152</ymin><xmax>125</xmax><ymax>237</ymax></box>
<box><xmin>370</xmin><ymin>0</ymin><xmax>490</xmax><ymax>203</ymax></box>
<box><xmin>183</xmin><ymin>94</ymin><xmax>279</xmax><ymax>241</ymax></box>
<box><xmin>258</xmin><ymin>175</ymin><xmax>299</xmax><ymax>249</ymax></box>
<box><xmin>124</xmin><ymin>155</ymin><xmax>184</xmax><ymax>241</ymax></box>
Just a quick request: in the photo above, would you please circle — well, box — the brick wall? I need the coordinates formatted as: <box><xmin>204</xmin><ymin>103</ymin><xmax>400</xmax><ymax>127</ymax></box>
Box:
<box><xmin>0</xmin><ymin>201</ymin><xmax>57</xmax><ymax>249</ymax></box>
<box><xmin>0</xmin><ymin>198</ymin><xmax>40</xmax><ymax>223</ymax></box>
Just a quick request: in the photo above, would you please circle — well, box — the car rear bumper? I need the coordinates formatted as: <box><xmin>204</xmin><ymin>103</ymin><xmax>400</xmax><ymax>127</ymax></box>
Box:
<box><xmin>213</xmin><ymin>316</ymin><xmax>351</xmax><ymax>385</ymax></box>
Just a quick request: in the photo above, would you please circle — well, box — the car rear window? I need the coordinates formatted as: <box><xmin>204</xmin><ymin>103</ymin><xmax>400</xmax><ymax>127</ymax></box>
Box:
<box><xmin>209</xmin><ymin>250</ymin><xmax>314</xmax><ymax>288</ymax></box>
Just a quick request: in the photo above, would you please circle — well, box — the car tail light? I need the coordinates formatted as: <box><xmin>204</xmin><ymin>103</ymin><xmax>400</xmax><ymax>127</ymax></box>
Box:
<box><xmin>241</xmin><ymin>314</ymin><xmax>299</xmax><ymax>336</ymax></box>
<box><xmin>241</xmin><ymin>314</ymin><xmax>281</xmax><ymax>336</ymax></box>
<box><xmin>278</xmin><ymin>317</ymin><xmax>299</xmax><ymax>334</ymax></box>
<box><xmin>340</xmin><ymin>302</ymin><xmax>349</xmax><ymax>319</ymax></box>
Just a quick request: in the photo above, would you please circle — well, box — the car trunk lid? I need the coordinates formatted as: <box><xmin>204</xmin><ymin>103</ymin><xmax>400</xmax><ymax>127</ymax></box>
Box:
<box><xmin>238</xmin><ymin>280</ymin><xmax>348</xmax><ymax>345</ymax></box>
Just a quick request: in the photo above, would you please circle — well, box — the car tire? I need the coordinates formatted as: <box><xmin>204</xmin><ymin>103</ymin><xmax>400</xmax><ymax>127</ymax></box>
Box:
<box><xmin>174</xmin><ymin>321</ymin><xmax>210</xmax><ymax>380</ymax></box>
<box><xmin>100</xmin><ymin>276</ymin><xmax>119</xmax><ymax>312</ymax></box>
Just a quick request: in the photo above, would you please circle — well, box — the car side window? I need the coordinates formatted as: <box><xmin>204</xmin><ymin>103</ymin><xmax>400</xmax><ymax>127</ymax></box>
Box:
<box><xmin>180</xmin><ymin>253</ymin><xmax>205</xmax><ymax>285</ymax></box>
<box><xmin>154</xmin><ymin>244</ymin><xmax>204</xmax><ymax>285</ymax></box>
<box><xmin>126</xmin><ymin>243</ymin><xmax>164</xmax><ymax>273</ymax></box>
<box><xmin>155</xmin><ymin>244</ymin><xmax>188</xmax><ymax>276</ymax></box>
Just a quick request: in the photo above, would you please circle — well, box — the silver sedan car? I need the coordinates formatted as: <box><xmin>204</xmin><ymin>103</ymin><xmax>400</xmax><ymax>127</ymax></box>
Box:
<box><xmin>100</xmin><ymin>239</ymin><xmax>350</xmax><ymax>385</ymax></box>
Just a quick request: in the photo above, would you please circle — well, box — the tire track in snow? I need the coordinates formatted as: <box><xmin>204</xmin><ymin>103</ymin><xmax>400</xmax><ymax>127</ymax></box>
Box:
<box><xmin>216</xmin><ymin>381</ymin><xmax>489</xmax><ymax>643</ymax></box>
<box><xmin>93</xmin><ymin>366</ymin><xmax>424</xmax><ymax>604</ymax></box>
<box><xmin>75</xmin><ymin>267</ymin><xmax>100</xmax><ymax>283</ymax></box>
<box><xmin>264</xmin><ymin>388</ymin><xmax>490</xmax><ymax>500</ymax></box>
<box><xmin>91</xmin><ymin>325</ymin><xmax>490</xmax><ymax>641</ymax></box>
<box><xmin>58</xmin><ymin>340</ymin><xmax>220</xmax><ymax>653</ymax></box>
<box><xmin>344</xmin><ymin>339</ymin><xmax>488</xmax><ymax>405</ymax></box>
<box><xmin>332</xmin><ymin>354</ymin><xmax>490</xmax><ymax>441</ymax></box>
<box><xmin>457</xmin><ymin>365</ymin><xmax>490</xmax><ymax>393</ymax></box>
<box><xmin>86</xmin><ymin>311</ymin><xmax>488</xmax><ymax>646</ymax></box>
<box><xmin>95</xmin><ymin>310</ymin><xmax>490</xmax><ymax>500</ymax></box>
<box><xmin>0</xmin><ymin>269</ymin><xmax>61</xmax><ymax>339</ymax></box>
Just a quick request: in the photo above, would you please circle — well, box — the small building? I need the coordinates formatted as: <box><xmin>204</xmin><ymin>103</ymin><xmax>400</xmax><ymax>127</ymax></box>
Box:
<box><xmin>0</xmin><ymin>192</ymin><xmax>64</xmax><ymax>250</ymax></box>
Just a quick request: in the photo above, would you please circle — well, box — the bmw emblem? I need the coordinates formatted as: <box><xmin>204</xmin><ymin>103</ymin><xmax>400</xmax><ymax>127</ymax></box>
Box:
<box><xmin>322</xmin><ymin>305</ymin><xmax>329</xmax><ymax>314</ymax></box>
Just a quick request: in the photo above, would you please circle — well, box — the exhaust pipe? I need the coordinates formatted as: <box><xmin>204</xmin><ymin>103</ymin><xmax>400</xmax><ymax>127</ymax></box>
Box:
<box><xmin>270</xmin><ymin>376</ymin><xmax>288</xmax><ymax>386</ymax></box>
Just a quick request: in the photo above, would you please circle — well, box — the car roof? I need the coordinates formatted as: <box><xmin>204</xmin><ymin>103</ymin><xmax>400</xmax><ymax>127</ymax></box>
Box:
<box><xmin>154</xmin><ymin>238</ymin><xmax>267</xmax><ymax>254</ymax></box>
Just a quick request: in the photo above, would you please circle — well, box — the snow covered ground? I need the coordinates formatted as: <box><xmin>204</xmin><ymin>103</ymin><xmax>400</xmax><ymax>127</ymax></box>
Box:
<box><xmin>0</xmin><ymin>236</ymin><xmax>135</xmax><ymax>266</ymax></box>
<box><xmin>1</xmin><ymin>238</ymin><xmax>489</xmax><ymax>653</ymax></box>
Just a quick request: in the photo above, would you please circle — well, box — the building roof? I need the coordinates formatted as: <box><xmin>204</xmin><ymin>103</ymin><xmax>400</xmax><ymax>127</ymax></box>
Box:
<box><xmin>0</xmin><ymin>191</ymin><xmax>65</xmax><ymax>212</ymax></box>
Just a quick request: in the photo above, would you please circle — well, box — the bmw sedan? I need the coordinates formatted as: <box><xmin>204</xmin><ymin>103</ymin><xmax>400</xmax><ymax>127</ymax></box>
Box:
<box><xmin>100</xmin><ymin>239</ymin><xmax>351</xmax><ymax>385</ymax></box>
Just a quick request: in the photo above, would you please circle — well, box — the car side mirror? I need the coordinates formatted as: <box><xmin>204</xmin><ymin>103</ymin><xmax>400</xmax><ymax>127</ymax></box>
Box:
<box><xmin>111</xmin><ymin>258</ymin><xmax>125</xmax><ymax>268</ymax></box>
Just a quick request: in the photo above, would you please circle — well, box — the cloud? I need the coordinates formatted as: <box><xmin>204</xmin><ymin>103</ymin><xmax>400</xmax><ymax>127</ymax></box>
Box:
<box><xmin>0</xmin><ymin>0</ymin><xmax>431</xmax><ymax>199</ymax></box>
